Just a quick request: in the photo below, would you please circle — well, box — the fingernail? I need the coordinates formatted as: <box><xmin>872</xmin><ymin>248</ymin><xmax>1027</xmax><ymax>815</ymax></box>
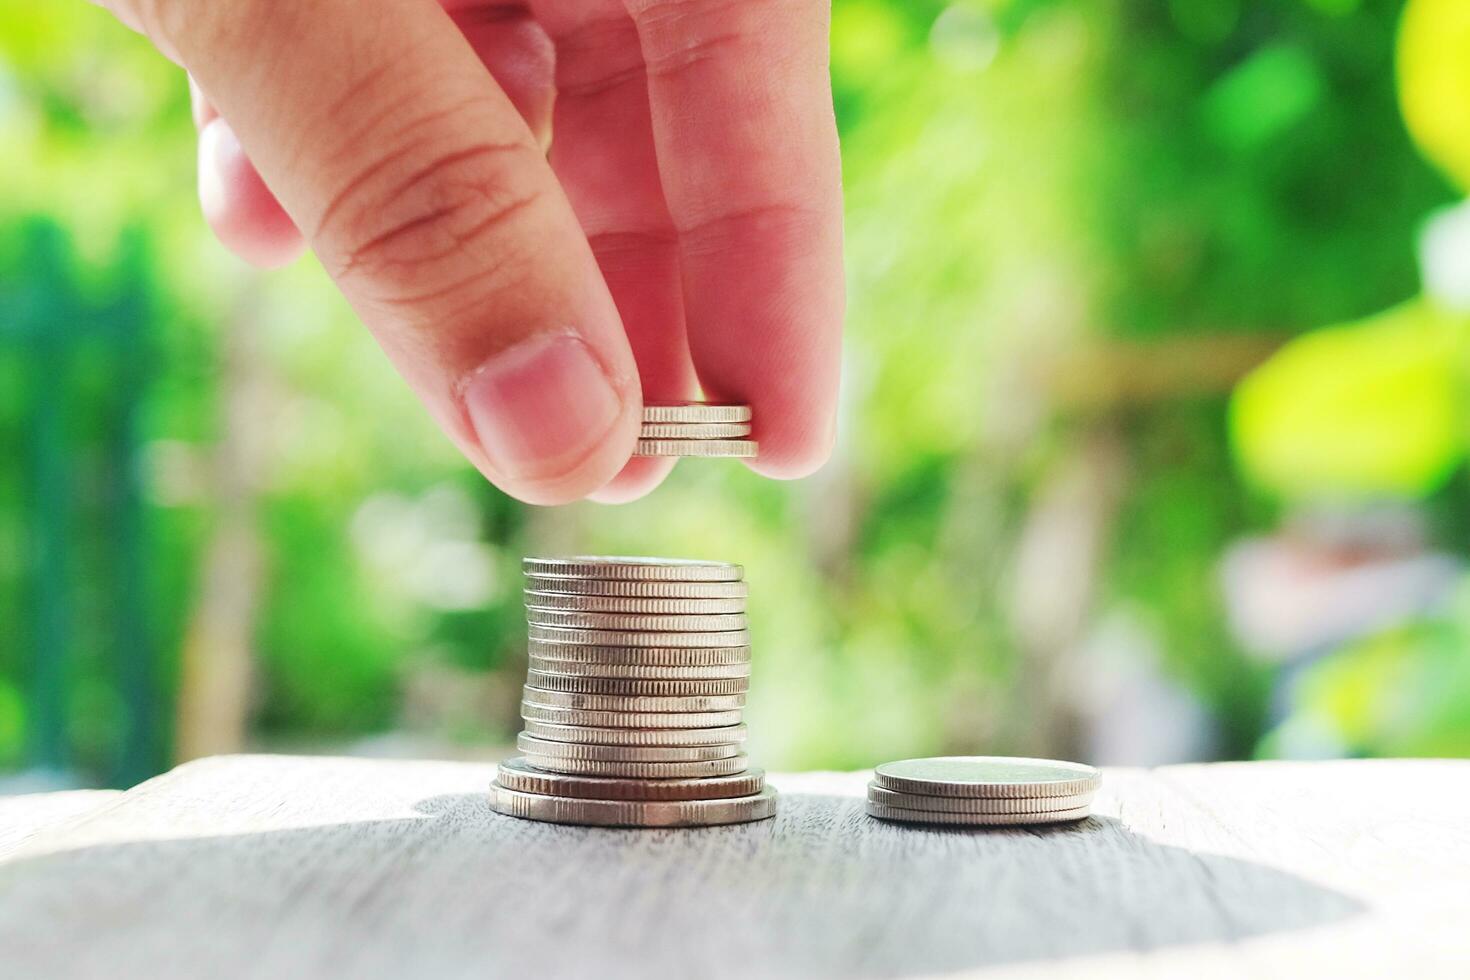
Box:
<box><xmin>464</xmin><ymin>332</ymin><xmax>624</xmax><ymax>483</ymax></box>
<box><xmin>188</xmin><ymin>76</ymin><xmax>216</xmax><ymax>129</ymax></box>
<box><xmin>197</xmin><ymin>117</ymin><xmax>235</xmax><ymax>223</ymax></box>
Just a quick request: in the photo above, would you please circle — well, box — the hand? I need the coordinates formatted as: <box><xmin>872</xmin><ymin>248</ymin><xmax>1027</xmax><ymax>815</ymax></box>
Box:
<box><xmin>95</xmin><ymin>0</ymin><xmax>845</xmax><ymax>504</ymax></box>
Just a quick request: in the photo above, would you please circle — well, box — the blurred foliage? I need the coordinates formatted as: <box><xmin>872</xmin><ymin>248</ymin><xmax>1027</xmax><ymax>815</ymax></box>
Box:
<box><xmin>1</xmin><ymin>0</ymin><xmax>1466</xmax><ymax>784</ymax></box>
<box><xmin>1398</xmin><ymin>0</ymin><xmax>1470</xmax><ymax>191</ymax></box>
<box><xmin>1232</xmin><ymin>300</ymin><xmax>1470</xmax><ymax>499</ymax></box>
<box><xmin>1261</xmin><ymin>581</ymin><xmax>1470</xmax><ymax>757</ymax></box>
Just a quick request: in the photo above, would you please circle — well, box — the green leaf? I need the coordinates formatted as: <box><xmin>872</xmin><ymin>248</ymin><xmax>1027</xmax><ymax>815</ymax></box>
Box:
<box><xmin>1231</xmin><ymin>300</ymin><xmax>1470</xmax><ymax>499</ymax></box>
<box><xmin>1203</xmin><ymin>44</ymin><xmax>1325</xmax><ymax>151</ymax></box>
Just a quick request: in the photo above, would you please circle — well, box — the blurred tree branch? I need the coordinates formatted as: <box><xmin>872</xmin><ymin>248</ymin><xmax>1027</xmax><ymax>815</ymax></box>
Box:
<box><xmin>174</xmin><ymin>291</ymin><xmax>266</xmax><ymax>763</ymax></box>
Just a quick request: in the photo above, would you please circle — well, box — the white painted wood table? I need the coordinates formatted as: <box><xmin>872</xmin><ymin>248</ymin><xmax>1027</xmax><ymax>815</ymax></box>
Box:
<box><xmin>0</xmin><ymin>756</ymin><xmax>1467</xmax><ymax>978</ymax></box>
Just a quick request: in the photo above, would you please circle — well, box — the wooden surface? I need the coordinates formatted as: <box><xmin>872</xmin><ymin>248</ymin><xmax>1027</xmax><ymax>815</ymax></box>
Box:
<box><xmin>0</xmin><ymin>790</ymin><xmax>120</xmax><ymax>861</ymax></box>
<box><xmin>0</xmin><ymin>756</ymin><xmax>1467</xmax><ymax>979</ymax></box>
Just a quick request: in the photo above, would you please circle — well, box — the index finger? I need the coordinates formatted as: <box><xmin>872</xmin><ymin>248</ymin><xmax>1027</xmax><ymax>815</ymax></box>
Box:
<box><xmin>627</xmin><ymin>0</ymin><xmax>845</xmax><ymax>478</ymax></box>
<box><xmin>105</xmin><ymin>0</ymin><xmax>644</xmax><ymax>504</ymax></box>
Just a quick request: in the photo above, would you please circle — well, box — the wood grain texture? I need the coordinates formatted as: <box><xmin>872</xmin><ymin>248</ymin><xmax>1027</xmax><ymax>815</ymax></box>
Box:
<box><xmin>0</xmin><ymin>790</ymin><xmax>121</xmax><ymax>861</ymax></box>
<box><xmin>0</xmin><ymin>756</ymin><xmax>1466</xmax><ymax>979</ymax></box>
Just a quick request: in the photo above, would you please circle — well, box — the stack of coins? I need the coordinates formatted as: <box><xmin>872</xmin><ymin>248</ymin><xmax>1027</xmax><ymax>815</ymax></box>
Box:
<box><xmin>634</xmin><ymin>402</ymin><xmax>756</xmax><ymax>458</ymax></box>
<box><xmin>866</xmin><ymin>756</ymin><xmax>1101</xmax><ymax>826</ymax></box>
<box><xmin>491</xmin><ymin>556</ymin><xmax>777</xmax><ymax>827</ymax></box>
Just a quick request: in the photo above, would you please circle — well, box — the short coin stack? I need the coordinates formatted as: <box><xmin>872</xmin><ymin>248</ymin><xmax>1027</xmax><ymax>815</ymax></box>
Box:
<box><xmin>491</xmin><ymin>556</ymin><xmax>777</xmax><ymax>827</ymax></box>
<box><xmin>635</xmin><ymin>402</ymin><xmax>756</xmax><ymax>458</ymax></box>
<box><xmin>866</xmin><ymin>756</ymin><xmax>1100</xmax><ymax>826</ymax></box>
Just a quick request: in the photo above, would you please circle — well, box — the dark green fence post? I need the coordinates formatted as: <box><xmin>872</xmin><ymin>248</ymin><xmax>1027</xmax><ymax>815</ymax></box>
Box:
<box><xmin>23</xmin><ymin>222</ymin><xmax>71</xmax><ymax>774</ymax></box>
<box><xmin>107</xmin><ymin>228</ymin><xmax>159</xmax><ymax>786</ymax></box>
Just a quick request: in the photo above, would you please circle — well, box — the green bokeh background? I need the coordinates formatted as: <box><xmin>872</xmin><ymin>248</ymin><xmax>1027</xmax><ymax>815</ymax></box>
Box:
<box><xmin>3</xmin><ymin>0</ymin><xmax>1468</xmax><ymax>787</ymax></box>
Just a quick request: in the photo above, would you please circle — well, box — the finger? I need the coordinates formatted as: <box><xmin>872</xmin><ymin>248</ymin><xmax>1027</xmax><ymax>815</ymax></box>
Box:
<box><xmin>187</xmin><ymin>6</ymin><xmax>555</xmax><ymax>272</ymax></box>
<box><xmin>441</xmin><ymin>2</ymin><xmax>556</xmax><ymax>150</ymax></box>
<box><xmin>191</xmin><ymin>76</ymin><xmax>306</xmax><ymax>268</ymax></box>
<box><xmin>532</xmin><ymin>1</ymin><xmax>695</xmax><ymax>503</ymax></box>
<box><xmin>186</xmin><ymin>75</ymin><xmax>215</xmax><ymax>127</ymax></box>
<box><xmin>197</xmin><ymin>116</ymin><xmax>308</xmax><ymax>268</ymax></box>
<box><xmin>105</xmin><ymin>0</ymin><xmax>642</xmax><ymax>504</ymax></box>
<box><xmin>626</xmin><ymin>0</ymin><xmax>845</xmax><ymax>479</ymax></box>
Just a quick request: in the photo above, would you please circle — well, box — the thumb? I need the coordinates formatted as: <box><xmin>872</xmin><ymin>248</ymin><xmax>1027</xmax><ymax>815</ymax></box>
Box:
<box><xmin>100</xmin><ymin>0</ymin><xmax>642</xmax><ymax>505</ymax></box>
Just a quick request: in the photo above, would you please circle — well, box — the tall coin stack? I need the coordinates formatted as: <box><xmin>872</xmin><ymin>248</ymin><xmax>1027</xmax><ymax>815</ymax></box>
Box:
<box><xmin>634</xmin><ymin>402</ymin><xmax>757</xmax><ymax>458</ymax></box>
<box><xmin>490</xmin><ymin>556</ymin><xmax>778</xmax><ymax>827</ymax></box>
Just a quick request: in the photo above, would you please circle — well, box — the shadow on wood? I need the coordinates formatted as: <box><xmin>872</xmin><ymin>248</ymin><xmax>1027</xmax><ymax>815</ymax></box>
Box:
<box><xmin>0</xmin><ymin>788</ymin><xmax>1362</xmax><ymax>979</ymax></box>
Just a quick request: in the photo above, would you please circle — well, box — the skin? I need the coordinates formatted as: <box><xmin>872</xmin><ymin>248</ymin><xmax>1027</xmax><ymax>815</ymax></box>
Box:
<box><xmin>93</xmin><ymin>0</ymin><xmax>846</xmax><ymax>505</ymax></box>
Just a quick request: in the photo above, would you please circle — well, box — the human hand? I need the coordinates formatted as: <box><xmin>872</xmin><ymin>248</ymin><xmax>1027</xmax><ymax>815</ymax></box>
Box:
<box><xmin>94</xmin><ymin>0</ymin><xmax>845</xmax><ymax>504</ymax></box>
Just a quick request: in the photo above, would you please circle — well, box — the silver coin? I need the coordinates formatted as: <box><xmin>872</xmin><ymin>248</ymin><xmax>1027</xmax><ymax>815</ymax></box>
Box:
<box><xmin>495</xmin><ymin>757</ymin><xmax>765</xmax><ymax>801</ymax></box>
<box><xmin>634</xmin><ymin>439</ymin><xmax>757</xmax><ymax>458</ymax></box>
<box><xmin>525</xmin><ymin>671</ymin><xmax>750</xmax><ymax>696</ymax></box>
<box><xmin>521</xmin><ymin>703</ymin><xmax>744</xmax><ymax>729</ymax></box>
<box><xmin>519</xmin><ymin>753</ymin><xmax>750</xmax><ymax>779</ymax></box>
<box><xmin>529</xmin><ymin>625</ymin><xmax>750</xmax><ymax>648</ymax></box>
<box><xmin>526</xmin><ymin>641</ymin><xmax>750</xmax><ymax>666</ymax></box>
<box><xmin>527</xmin><ymin>657</ymin><xmax>752</xmax><ymax>680</ymax></box>
<box><xmin>641</xmin><ymin>402</ymin><xmax>752</xmax><ymax>424</ymax></box>
<box><xmin>523</xmin><ymin>576</ymin><xmax>749</xmax><ymax>599</ymax></box>
<box><xmin>532</xmin><ymin>628</ymin><xmax>752</xmax><ymax>652</ymax></box>
<box><xmin>491</xmin><ymin>784</ymin><xmax>777</xmax><ymax>827</ymax></box>
<box><xmin>525</xmin><ymin>608</ymin><xmax>749</xmax><ymax>632</ymax></box>
<box><xmin>525</xmin><ymin>592</ymin><xmax>747</xmax><ymax>615</ymax></box>
<box><xmin>873</xmin><ymin>757</ymin><xmax>1101</xmax><ymax>799</ymax></box>
<box><xmin>866</xmin><ymin>802</ymin><xmax>1092</xmax><ymax>826</ymax></box>
<box><xmin>517</xmin><ymin>732</ymin><xmax>741</xmax><ymax>762</ymax></box>
<box><xmin>521</xmin><ymin>687</ymin><xmax>746</xmax><ymax>712</ymax></box>
<box><xmin>639</xmin><ymin>422</ymin><xmax>753</xmax><ymax>439</ymax></box>
<box><xmin>522</xmin><ymin>556</ymin><xmax>742</xmax><ymax>582</ymax></box>
<box><xmin>866</xmin><ymin>784</ymin><xmax>1096</xmax><ymax>814</ymax></box>
<box><xmin>522</xmin><ymin>720</ymin><xmax>748</xmax><ymax>747</ymax></box>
